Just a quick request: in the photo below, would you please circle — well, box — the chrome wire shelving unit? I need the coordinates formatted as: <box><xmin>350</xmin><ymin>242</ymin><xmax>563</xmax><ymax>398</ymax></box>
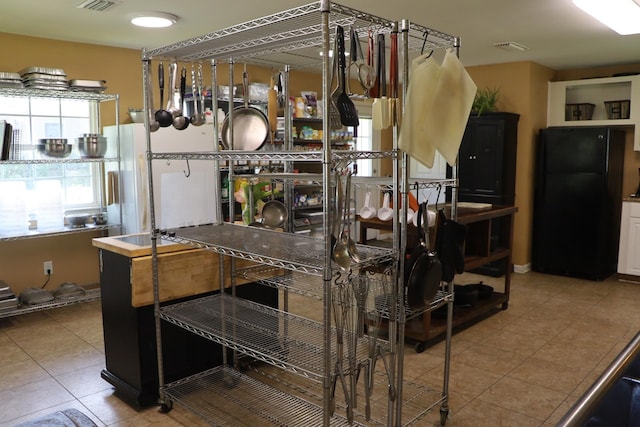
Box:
<box><xmin>0</xmin><ymin>286</ymin><xmax>101</xmax><ymax>319</ymax></box>
<box><xmin>142</xmin><ymin>1</ymin><xmax>458</xmax><ymax>426</ymax></box>
<box><xmin>0</xmin><ymin>86</ymin><xmax>122</xmax><ymax>241</ymax></box>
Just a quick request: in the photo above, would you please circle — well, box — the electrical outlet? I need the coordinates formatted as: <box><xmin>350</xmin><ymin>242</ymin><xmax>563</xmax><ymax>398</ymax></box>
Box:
<box><xmin>43</xmin><ymin>261</ymin><xmax>53</xmax><ymax>276</ymax></box>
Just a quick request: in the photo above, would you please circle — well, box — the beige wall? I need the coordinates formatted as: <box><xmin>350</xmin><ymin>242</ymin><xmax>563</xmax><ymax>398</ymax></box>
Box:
<box><xmin>1</xmin><ymin>32</ymin><xmax>639</xmax><ymax>293</ymax></box>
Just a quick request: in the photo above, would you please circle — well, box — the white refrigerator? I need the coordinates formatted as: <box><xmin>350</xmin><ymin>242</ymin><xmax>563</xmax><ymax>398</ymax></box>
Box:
<box><xmin>104</xmin><ymin>123</ymin><xmax>219</xmax><ymax>235</ymax></box>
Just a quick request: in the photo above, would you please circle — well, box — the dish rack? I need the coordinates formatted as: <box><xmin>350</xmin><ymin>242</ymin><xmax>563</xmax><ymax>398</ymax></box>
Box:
<box><xmin>142</xmin><ymin>2</ymin><xmax>459</xmax><ymax>425</ymax></box>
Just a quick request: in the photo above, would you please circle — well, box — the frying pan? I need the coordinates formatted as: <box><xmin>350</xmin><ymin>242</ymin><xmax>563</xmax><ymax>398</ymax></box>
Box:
<box><xmin>221</xmin><ymin>69</ymin><xmax>270</xmax><ymax>150</ymax></box>
<box><xmin>405</xmin><ymin>202</ymin><xmax>442</xmax><ymax>308</ymax></box>
<box><xmin>262</xmin><ymin>199</ymin><xmax>288</xmax><ymax>229</ymax></box>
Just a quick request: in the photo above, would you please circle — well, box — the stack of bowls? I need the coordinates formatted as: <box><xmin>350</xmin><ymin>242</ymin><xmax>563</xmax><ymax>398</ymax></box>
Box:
<box><xmin>76</xmin><ymin>134</ymin><xmax>107</xmax><ymax>158</ymax></box>
<box><xmin>38</xmin><ymin>138</ymin><xmax>71</xmax><ymax>158</ymax></box>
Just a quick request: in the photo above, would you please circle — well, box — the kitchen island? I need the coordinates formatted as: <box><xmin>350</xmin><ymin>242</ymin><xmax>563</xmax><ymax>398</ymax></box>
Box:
<box><xmin>92</xmin><ymin>234</ymin><xmax>277</xmax><ymax>406</ymax></box>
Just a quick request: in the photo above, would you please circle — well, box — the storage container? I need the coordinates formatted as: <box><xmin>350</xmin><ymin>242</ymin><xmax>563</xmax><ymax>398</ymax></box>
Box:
<box><xmin>565</xmin><ymin>103</ymin><xmax>595</xmax><ymax>121</ymax></box>
<box><xmin>604</xmin><ymin>99</ymin><xmax>630</xmax><ymax>119</ymax></box>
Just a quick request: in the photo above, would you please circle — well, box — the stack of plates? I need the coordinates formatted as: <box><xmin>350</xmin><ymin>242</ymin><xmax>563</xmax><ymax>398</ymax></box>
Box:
<box><xmin>69</xmin><ymin>79</ymin><xmax>107</xmax><ymax>93</ymax></box>
<box><xmin>0</xmin><ymin>281</ymin><xmax>17</xmax><ymax>313</ymax></box>
<box><xmin>19</xmin><ymin>66</ymin><xmax>69</xmax><ymax>91</ymax></box>
<box><xmin>0</xmin><ymin>72</ymin><xmax>24</xmax><ymax>89</ymax></box>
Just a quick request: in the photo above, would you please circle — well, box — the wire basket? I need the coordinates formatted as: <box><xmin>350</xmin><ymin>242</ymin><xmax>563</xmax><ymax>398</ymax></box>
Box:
<box><xmin>565</xmin><ymin>103</ymin><xmax>595</xmax><ymax>121</ymax></box>
<box><xmin>604</xmin><ymin>100</ymin><xmax>630</xmax><ymax>120</ymax></box>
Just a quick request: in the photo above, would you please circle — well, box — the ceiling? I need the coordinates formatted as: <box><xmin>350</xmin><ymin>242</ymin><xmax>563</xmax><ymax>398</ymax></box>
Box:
<box><xmin>1</xmin><ymin>0</ymin><xmax>640</xmax><ymax>70</ymax></box>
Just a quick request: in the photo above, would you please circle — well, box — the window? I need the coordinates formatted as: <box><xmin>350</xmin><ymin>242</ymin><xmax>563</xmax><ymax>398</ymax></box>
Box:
<box><xmin>0</xmin><ymin>95</ymin><xmax>102</xmax><ymax>221</ymax></box>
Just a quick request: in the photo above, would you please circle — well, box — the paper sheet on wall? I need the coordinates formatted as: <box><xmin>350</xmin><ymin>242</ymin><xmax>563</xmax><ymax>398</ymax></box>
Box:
<box><xmin>160</xmin><ymin>171</ymin><xmax>217</xmax><ymax>229</ymax></box>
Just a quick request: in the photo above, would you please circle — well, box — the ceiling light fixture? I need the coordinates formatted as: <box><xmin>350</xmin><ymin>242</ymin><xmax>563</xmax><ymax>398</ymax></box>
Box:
<box><xmin>573</xmin><ymin>0</ymin><xmax>640</xmax><ymax>35</ymax></box>
<box><xmin>130</xmin><ymin>12</ymin><xmax>178</xmax><ymax>28</ymax></box>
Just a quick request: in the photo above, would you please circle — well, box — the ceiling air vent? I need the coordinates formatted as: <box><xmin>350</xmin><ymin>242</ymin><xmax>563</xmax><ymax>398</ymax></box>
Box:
<box><xmin>76</xmin><ymin>0</ymin><xmax>120</xmax><ymax>12</ymax></box>
<box><xmin>492</xmin><ymin>41</ymin><xmax>530</xmax><ymax>52</ymax></box>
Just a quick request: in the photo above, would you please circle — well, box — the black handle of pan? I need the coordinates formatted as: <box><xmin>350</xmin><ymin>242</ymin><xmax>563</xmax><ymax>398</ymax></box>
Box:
<box><xmin>337</xmin><ymin>26</ymin><xmax>347</xmax><ymax>94</ymax></box>
<box><xmin>378</xmin><ymin>33</ymin><xmax>386</xmax><ymax>97</ymax></box>
<box><xmin>158</xmin><ymin>62</ymin><xmax>164</xmax><ymax>104</ymax></box>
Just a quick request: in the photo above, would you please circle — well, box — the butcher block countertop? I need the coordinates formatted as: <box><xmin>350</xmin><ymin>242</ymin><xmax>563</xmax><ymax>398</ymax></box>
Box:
<box><xmin>92</xmin><ymin>233</ymin><xmax>190</xmax><ymax>258</ymax></box>
<box><xmin>93</xmin><ymin>233</ymin><xmax>278</xmax><ymax>307</ymax></box>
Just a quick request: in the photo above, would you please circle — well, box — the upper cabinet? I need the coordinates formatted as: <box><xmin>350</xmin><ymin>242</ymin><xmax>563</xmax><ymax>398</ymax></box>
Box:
<box><xmin>547</xmin><ymin>75</ymin><xmax>640</xmax><ymax>150</ymax></box>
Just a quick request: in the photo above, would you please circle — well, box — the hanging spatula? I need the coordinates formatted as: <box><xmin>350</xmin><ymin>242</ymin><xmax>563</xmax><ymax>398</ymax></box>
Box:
<box><xmin>335</xmin><ymin>26</ymin><xmax>359</xmax><ymax>128</ymax></box>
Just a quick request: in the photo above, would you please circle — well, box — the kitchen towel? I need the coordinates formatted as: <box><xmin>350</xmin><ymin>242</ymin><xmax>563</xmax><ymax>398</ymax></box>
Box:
<box><xmin>399</xmin><ymin>50</ymin><xmax>476</xmax><ymax>168</ymax></box>
<box><xmin>398</xmin><ymin>52</ymin><xmax>441</xmax><ymax>168</ymax></box>
<box><xmin>428</xmin><ymin>50</ymin><xmax>477</xmax><ymax>166</ymax></box>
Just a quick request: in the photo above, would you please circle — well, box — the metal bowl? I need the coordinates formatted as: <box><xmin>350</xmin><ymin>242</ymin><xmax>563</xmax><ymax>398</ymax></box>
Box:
<box><xmin>128</xmin><ymin>109</ymin><xmax>145</xmax><ymax>123</ymax></box>
<box><xmin>65</xmin><ymin>213</ymin><xmax>89</xmax><ymax>228</ymax></box>
<box><xmin>76</xmin><ymin>134</ymin><xmax>107</xmax><ymax>158</ymax></box>
<box><xmin>38</xmin><ymin>138</ymin><xmax>71</xmax><ymax>158</ymax></box>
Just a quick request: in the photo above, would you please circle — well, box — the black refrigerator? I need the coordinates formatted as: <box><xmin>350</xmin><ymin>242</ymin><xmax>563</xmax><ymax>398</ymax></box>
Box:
<box><xmin>532</xmin><ymin>127</ymin><xmax>625</xmax><ymax>281</ymax></box>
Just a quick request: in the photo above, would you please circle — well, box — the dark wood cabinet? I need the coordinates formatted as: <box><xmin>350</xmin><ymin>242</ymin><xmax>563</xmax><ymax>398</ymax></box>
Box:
<box><xmin>448</xmin><ymin>112</ymin><xmax>519</xmax><ymax>205</ymax></box>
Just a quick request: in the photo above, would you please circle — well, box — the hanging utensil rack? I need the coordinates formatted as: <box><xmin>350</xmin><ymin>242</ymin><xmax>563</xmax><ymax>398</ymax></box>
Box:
<box><xmin>142</xmin><ymin>2</ymin><xmax>459</xmax><ymax>425</ymax></box>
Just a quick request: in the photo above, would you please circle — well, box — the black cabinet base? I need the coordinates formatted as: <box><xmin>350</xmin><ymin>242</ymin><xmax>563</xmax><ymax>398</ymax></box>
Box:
<box><xmin>101</xmin><ymin>368</ymin><xmax>157</xmax><ymax>407</ymax></box>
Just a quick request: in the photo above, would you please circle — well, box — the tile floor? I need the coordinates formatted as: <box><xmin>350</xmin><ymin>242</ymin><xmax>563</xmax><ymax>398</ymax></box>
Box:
<box><xmin>1</xmin><ymin>270</ymin><xmax>639</xmax><ymax>426</ymax></box>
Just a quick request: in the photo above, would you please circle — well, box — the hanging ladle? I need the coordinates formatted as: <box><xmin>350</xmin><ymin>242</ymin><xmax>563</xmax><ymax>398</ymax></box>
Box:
<box><xmin>191</xmin><ymin>63</ymin><xmax>206</xmax><ymax>126</ymax></box>
<box><xmin>166</xmin><ymin>61</ymin><xmax>181</xmax><ymax>119</ymax></box>
<box><xmin>155</xmin><ymin>61</ymin><xmax>173</xmax><ymax>127</ymax></box>
<box><xmin>344</xmin><ymin>171</ymin><xmax>360</xmax><ymax>263</ymax></box>
<box><xmin>173</xmin><ymin>65</ymin><xmax>189</xmax><ymax>130</ymax></box>
<box><xmin>333</xmin><ymin>173</ymin><xmax>352</xmax><ymax>271</ymax></box>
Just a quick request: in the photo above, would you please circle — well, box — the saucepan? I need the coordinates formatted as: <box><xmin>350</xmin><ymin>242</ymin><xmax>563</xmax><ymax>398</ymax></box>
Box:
<box><xmin>221</xmin><ymin>69</ymin><xmax>270</xmax><ymax>150</ymax></box>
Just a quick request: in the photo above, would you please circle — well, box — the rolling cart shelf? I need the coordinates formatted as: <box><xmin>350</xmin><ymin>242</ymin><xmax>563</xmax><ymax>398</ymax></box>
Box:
<box><xmin>161</xmin><ymin>223</ymin><xmax>395</xmax><ymax>275</ymax></box>
<box><xmin>143</xmin><ymin>2</ymin><xmax>459</xmax><ymax>425</ymax></box>
<box><xmin>410</xmin><ymin>292</ymin><xmax>509</xmax><ymax>342</ymax></box>
<box><xmin>160</xmin><ymin>293</ymin><xmax>381</xmax><ymax>380</ymax></box>
<box><xmin>164</xmin><ymin>366</ymin><xmax>368</xmax><ymax>427</ymax></box>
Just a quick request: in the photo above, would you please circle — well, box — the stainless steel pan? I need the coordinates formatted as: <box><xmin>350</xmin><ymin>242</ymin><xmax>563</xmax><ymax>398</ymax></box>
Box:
<box><xmin>221</xmin><ymin>70</ymin><xmax>269</xmax><ymax>150</ymax></box>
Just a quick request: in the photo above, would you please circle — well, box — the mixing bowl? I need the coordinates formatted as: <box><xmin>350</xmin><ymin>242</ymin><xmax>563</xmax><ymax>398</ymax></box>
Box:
<box><xmin>38</xmin><ymin>138</ymin><xmax>71</xmax><ymax>158</ymax></box>
<box><xmin>128</xmin><ymin>108</ymin><xmax>145</xmax><ymax>123</ymax></box>
<box><xmin>76</xmin><ymin>134</ymin><xmax>107</xmax><ymax>158</ymax></box>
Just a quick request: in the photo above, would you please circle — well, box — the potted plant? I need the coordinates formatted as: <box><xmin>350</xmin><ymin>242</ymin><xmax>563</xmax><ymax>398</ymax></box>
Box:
<box><xmin>471</xmin><ymin>86</ymin><xmax>500</xmax><ymax>116</ymax></box>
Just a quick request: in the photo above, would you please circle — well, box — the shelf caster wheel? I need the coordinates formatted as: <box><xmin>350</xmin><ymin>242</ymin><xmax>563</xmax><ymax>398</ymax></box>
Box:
<box><xmin>415</xmin><ymin>342</ymin><xmax>426</xmax><ymax>353</ymax></box>
<box><xmin>439</xmin><ymin>406</ymin><xmax>449</xmax><ymax>425</ymax></box>
<box><xmin>159</xmin><ymin>401</ymin><xmax>173</xmax><ymax>413</ymax></box>
<box><xmin>501</xmin><ymin>301</ymin><xmax>509</xmax><ymax>310</ymax></box>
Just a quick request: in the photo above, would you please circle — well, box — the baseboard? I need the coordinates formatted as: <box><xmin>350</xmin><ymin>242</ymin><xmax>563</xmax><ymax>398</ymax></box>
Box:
<box><xmin>513</xmin><ymin>263</ymin><xmax>531</xmax><ymax>274</ymax></box>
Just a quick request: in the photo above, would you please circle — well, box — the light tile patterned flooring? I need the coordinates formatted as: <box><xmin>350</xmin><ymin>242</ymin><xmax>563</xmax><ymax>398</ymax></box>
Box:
<box><xmin>0</xmin><ymin>270</ymin><xmax>639</xmax><ymax>426</ymax></box>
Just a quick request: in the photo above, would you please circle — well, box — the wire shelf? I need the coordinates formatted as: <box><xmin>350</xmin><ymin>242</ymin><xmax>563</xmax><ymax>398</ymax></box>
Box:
<box><xmin>0</xmin><ymin>287</ymin><xmax>100</xmax><ymax>319</ymax></box>
<box><xmin>149</xmin><ymin>150</ymin><xmax>396</xmax><ymax>163</ymax></box>
<box><xmin>160</xmin><ymin>223</ymin><xmax>395</xmax><ymax>276</ymax></box>
<box><xmin>0</xmin><ymin>87</ymin><xmax>117</xmax><ymax>101</ymax></box>
<box><xmin>0</xmin><ymin>224</ymin><xmax>119</xmax><ymax>242</ymax></box>
<box><xmin>160</xmin><ymin>293</ymin><xmax>380</xmax><ymax>381</ymax></box>
<box><xmin>164</xmin><ymin>366</ymin><xmax>368</xmax><ymax>426</ymax></box>
<box><xmin>242</xmin><ymin>360</ymin><xmax>446</xmax><ymax>427</ymax></box>
<box><xmin>145</xmin><ymin>2</ymin><xmax>455</xmax><ymax>66</ymax></box>
<box><xmin>1</xmin><ymin>156</ymin><xmax>119</xmax><ymax>165</ymax></box>
<box><xmin>237</xmin><ymin>266</ymin><xmax>327</xmax><ymax>299</ymax></box>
